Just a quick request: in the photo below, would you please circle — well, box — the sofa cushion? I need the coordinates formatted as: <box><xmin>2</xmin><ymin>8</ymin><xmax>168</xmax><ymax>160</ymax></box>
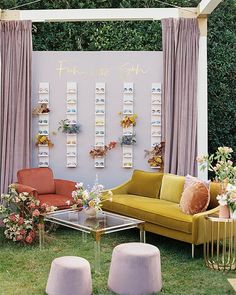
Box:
<box><xmin>103</xmin><ymin>194</ymin><xmax>193</xmax><ymax>234</ymax></box>
<box><xmin>127</xmin><ymin>170</ymin><xmax>163</xmax><ymax>198</ymax></box>
<box><xmin>37</xmin><ymin>194</ymin><xmax>74</xmax><ymax>210</ymax></box>
<box><xmin>160</xmin><ymin>174</ymin><xmax>185</xmax><ymax>203</ymax></box>
<box><xmin>17</xmin><ymin>167</ymin><xmax>56</xmax><ymax>195</ymax></box>
<box><xmin>180</xmin><ymin>182</ymin><xmax>210</xmax><ymax>215</ymax></box>
<box><xmin>184</xmin><ymin>174</ymin><xmax>210</xmax><ymax>189</ymax></box>
<box><xmin>209</xmin><ymin>182</ymin><xmax>222</xmax><ymax>209</ymax></box>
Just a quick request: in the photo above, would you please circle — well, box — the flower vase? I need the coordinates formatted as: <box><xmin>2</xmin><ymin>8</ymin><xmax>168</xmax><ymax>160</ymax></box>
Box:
<box><xmin>230</xmin><ymin>208</ymin><xmax>236</xmax><ymax>219</ymax></box>
<box><xmin>84</xmin><ymin>208</ymin><xmax>97</xmax><ymax>218</ymax></box>
<box><xmin>219</xmin><ymin>205</ymin><xmax>230</xmax><ymax>219</ymax></box>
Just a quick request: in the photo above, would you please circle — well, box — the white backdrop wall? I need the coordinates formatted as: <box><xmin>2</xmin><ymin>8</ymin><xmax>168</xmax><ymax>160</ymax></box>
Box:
<box><xmin>32</xmin><ymin>51</ymin><xmax>163</xmax><ymax>188</ymax></box>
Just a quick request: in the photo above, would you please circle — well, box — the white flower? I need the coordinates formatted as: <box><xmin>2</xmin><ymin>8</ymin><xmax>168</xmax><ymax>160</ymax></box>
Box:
<box><xmin>75</xmin><ymin>182</ymin><xmax>83</xmax><ymax>189</ymax></box>
<box><xmin>216</xmin><ymin>194</ymin><xmax>228</xmax><ymax>206</ymax></box>
<box><xmin>82</xmin><ymin>190</ymin><xmax>89</xmax><ymax>200</ymax></box>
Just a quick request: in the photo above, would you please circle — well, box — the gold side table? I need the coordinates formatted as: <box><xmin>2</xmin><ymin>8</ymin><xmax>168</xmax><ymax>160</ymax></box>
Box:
<box><xmin>204</xmin><ymin>214</ymin><xmax>236</xmax><ymax>271</ymax></box>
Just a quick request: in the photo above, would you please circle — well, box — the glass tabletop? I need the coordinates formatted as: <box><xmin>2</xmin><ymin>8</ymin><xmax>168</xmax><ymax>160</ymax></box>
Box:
<box><xmin>45</xmin><ymin>209</ymin><xmax>144</xmax><ymax>234</ymax></box>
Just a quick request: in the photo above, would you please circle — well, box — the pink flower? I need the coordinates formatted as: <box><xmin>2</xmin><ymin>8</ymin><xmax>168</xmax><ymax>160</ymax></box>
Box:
<box><xmin>29</xmin><ymin>230</ymin><xmax>36</xmax><ymax>239</ymax></box>
<box><xmin>19</xmin><ymin>229</ymin><xmax>26</xmax><ymax>236</ymax></box>
<box><xmin>41</xmin><ymin>203</ymin><xmax>47</xmax><ymax>209</ymax></box>
<box><xmin>32</xmin><ymin>209</ymin><xmax>40</xmax><ymax>217</ymax></box>
<box><xmin>25</xmin><ymin>235</ymin><xmax>33</xmax><ymax>244</ymax></box>
<box><xmin>18</xmin><ymin>217</ymin><xmax>24</xmax><ymax>225</ymax></box>
<box><xmin>16</xmin><ymin>235</ymin><xmax>23</xmax><ymax>241</ymax></box>
<box><xmin>28</xmin><ymin>202</ymin><xmax>36</xmax><ymax>209</ymax></box>
<box><xmin>72</xmin><ymin>191</ymin><xmax>77</xmax><ymax>198</ymax></box>
<box><xmin>9</xmin><ymin>214</ymin><xmax>17</xmax><ymax>223</ymax></box>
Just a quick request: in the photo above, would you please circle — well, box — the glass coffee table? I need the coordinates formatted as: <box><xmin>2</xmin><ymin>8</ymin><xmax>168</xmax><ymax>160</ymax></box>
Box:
<box><xmin>45</xmin><ymin>209</ymin><xmax>145</xmax><ymax>272</ymax></box>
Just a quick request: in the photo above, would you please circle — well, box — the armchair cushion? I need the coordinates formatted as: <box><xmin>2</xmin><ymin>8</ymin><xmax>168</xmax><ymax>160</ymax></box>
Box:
<box><xmin>15</xmin><ymin>183</ymin><xmax>38</xmax><ymax>198</ymax></box>
<box><xmin>17</xmin><ymin>168</ymin><xmax>55</xmax><ymax>195</ymax></box>
<box><xmin>127</xmin><ymin>170</ymin><xmax>163</xmax><ymax>198</ymax></box>
<box><xmin>37</xmin><ymin>194</ymin><xmax>74</xmax><ymax>210</ymax></box>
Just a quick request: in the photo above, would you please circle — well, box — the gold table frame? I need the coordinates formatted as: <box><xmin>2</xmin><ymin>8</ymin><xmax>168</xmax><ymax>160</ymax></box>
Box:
<box><xmin>204</xmin><ymin>214</ymin><xmax>236</xmax><ymax>271</ymax></box>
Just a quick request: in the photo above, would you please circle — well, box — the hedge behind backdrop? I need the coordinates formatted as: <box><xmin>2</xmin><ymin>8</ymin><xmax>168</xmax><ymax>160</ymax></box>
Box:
<box><xmin>1</xmin><ymin>0</ymin><xmax>236</xmax><ymax>157</ymax></box>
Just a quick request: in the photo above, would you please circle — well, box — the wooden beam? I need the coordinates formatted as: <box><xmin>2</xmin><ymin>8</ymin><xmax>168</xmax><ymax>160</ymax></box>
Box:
<box><xmin>0</xmin><ymin>8</ymin><xmax>198</xmax><ymax>22</ymax></box>
<box><xmin>197</xmin><ymin>0</ymin><xmax>223</xmax><ymax>16</ymax></box>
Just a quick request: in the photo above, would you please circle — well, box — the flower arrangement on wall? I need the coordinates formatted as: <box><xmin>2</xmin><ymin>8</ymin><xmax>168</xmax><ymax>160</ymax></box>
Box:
<box><xmin>144</xmin><ymin>141</ymin><xmax>165</xmax><ymax>170</ymax></box>
<box><xmin>119</xmin><ymin>134</ymin><xmax>137</xmax><ymax>146</ymax></box>
<box><xmin>0</xmin><ymin>184</ymin><xmax>56</xmax><ymax>244</ymax></box>
<box><xmin>32</xmin><ymin>103</ymin><xmax>50</xmax><ymax>115</ymax></box>
<box><xmin>58</xmin><ymin>119</ymin><xmax>81</xmax><ymax>134</ymax></box>
<box><xmin>119</xmin><ymin>114</ymin><xmax>138</xmax><ymax>128</ymax></box>
<box><xmin>35</xmin><ymin>134</ymin><xmax>54</xmax><ymax>147</ymax></box>
<box><xmin>89</xmin><ymin>141</ymin><xmax>117</xmax><ymax>158</ymax></box>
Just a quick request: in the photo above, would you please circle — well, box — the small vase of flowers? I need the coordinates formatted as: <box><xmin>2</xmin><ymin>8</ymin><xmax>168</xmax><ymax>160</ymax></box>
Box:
<box><xmin>198</xmin><ymin>146</ymin><xmax>236</xmax><ymax>218</ymax></box>
<box><xmin>71</xmin><ymin>178</ymin><xmax>112</xmax><ymax>218</ymax></box>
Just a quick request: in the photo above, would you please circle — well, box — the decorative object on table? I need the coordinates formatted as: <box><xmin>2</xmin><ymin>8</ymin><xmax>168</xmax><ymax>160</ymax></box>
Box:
<box><xmin>89</xmin><ymin>141</ymin><xmax>117</xmax><ymax>159</ymax></box>
<box><xmin>151</xmin><ymin>83</ymin><xmax>162</xmax><ymax>159</ymax></box>
<box><xmin>144</xmin><ymin>141</ymin><xmax>165</xmax><ymax>170</ymax></box>
<box><xmin>198</xmin><ymin>146</ymin><xmax>236</xmax><ymax>218</ymax></box>
<box><xmin>35</xmin><ymin>134</ymin><xmax>54</xmax><ymax>148</ymax></box>
<box><xmin>71</xmin><ymin>178</ymin><xmax>113</xmax><ymax>217</ymax></box>
<box><xmin>119</xmin><ymin>134</ymin><xmax>136</xmax><ymax>146</ymax></box>
<box><xmin>58</xmin><ymin>119</ymin><xmax>81</xmax><ymax>134</ymax></box>
<box><xmin>0</xmin><ymin>184</ymin><xmax>56</xmax><ymax>246</ymax></box>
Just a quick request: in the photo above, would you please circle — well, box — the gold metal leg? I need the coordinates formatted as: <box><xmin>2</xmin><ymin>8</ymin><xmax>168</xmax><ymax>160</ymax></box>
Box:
<box><xmin>192</xmin><ymin>244</ymin><xmax>195</xmax><ymax>258</ymax></box>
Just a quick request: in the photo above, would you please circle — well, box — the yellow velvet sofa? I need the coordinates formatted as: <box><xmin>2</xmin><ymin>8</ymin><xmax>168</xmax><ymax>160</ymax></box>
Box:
<box><xmin>103</xmin><ymin>170</ymin><xmax>221</xmax><ymax>257</ymax></box>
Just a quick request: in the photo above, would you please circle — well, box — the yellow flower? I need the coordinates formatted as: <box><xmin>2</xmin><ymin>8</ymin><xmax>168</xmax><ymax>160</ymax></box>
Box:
<box><xmin>88</xmin><ymin>200</ymin><xmax>95</xmax><ymax>208</ymax></box>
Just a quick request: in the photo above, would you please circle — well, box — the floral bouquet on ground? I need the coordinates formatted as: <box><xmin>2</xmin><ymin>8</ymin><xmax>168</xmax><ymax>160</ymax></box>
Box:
<box><xmin>0</xmin><ymin>184</ymin><xmax>56</xmax><ymax>244</ymax></box>
<box><xmin>198</xmin><ymin>146</ymin><xmax>236</xmax><ymax>217</ymax></box>
<box><xmin>71</xmin><ymin>180</ymin><xmax>113</xmax><ymax>214</ymax></box>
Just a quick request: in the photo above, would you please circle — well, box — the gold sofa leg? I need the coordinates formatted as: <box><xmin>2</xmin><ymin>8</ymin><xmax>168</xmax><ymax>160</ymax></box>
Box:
<box><xmin>192</xmin><ymin>244</ymin><xmax>195</xmax><ymax>258</ymax></box>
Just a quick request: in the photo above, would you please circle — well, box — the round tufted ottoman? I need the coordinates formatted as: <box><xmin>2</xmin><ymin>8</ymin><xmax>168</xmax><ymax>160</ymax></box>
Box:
<box><xmin>46</xmin><ymin>256</ymin><xmax>92</xmax><ymax>295</ymax></box>
<box><xmin>108</xmin><ymin>243</ymin><xmax>162</xmax><ymax>295</ymax></box>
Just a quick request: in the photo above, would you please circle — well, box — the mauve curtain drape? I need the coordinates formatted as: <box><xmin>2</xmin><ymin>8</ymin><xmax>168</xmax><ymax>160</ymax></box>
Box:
<box><xmin>0</xmin><ymin>21</ymin><xmax>32</xmax><ymax>193</ymax></box>
<box><xmin>161</xmin><ymin>18</ymin><xmax>200</xmax><ymax>176</ymax></box>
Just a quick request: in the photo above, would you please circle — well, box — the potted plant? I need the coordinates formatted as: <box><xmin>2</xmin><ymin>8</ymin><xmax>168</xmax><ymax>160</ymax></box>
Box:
<box><xmin>119</xmin><ymin>134</ymin><xmax>136</xmax><ymax>146</ymax></box>
<box><xmin>35</xmin><ymin>134</ymin><xmax>53</xmax><ymax>147</ymax></box>
<box><xmin>89</xmin><ymin>141</ymin><xmax>117</xmax><ymax>158</ymax></box>
<box><xmin>144</xmin><ymin>142</ymin><xmax>165</xmax><ymax>170</ymax></box>
<box><xmin>198</xmin><ymin>146</ymin><xmax>236</xmax><ymax>218</ymax></box>
<box><xmin>58</xmin><ymin>119</ymin><xmax>81</xmax><ymax>134</ymax></box>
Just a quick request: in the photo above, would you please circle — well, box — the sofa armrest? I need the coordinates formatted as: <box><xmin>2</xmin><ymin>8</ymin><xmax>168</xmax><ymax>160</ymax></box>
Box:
<box><xmin>54</xmin><ymin>179</ymin><xmax>76</xmax><ymax>197</ymax></box>
<box><xmin>15</xmin><ymin>183</ymin><xmax>38</xmax><ymax>198</ymax></box>
<box><xmin>104</xmin><ymin>180</ymin><xmax>131</xmax><ymax>195</ymax></box>
<box><xmin>192</xmin><ymin>206</ymin><xmax>220</xmax><ymax>245</ymax></box>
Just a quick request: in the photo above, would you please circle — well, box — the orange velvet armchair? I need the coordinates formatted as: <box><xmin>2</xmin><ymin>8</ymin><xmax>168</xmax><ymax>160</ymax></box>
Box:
<box><xmin>16</xmin><ymin>168</ymin><xmax>76</xmax><ymax>209</ymax></box>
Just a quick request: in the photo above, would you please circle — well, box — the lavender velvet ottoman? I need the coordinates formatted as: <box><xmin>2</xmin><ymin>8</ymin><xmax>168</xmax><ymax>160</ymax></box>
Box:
<box><xmin>108</xmin><ymin>243</ymin><xmax>162</xmax><ymax>295</ymax></box>
<box><xmin>46</xmin><ymin>256</ymin><xmax>92</xmax><ymax>295</ymax></box>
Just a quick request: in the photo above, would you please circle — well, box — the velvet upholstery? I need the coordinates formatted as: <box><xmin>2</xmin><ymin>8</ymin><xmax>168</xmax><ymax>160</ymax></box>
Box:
<box><xmin>15</xmin><ymin>183</ymin><xmax>38</xmax><ymax>198</ymax></box>
<box><xmin>180</xmin><ymin>182</ymin><xmax>210</xmax><ymax>215</ymax></box>
<box><xmin>17</xmin><ymin>168</ymin><xmax>76</xmax><ymax>209</ymax></box>
<box><xmin>159</xmin><ymin>174</ymin><xmax>185</xmax><ymax>203</ymax></box>
<box><xmin>103</xmin><ymin>171</ymin><xmax>220</xmax><ymax>246</ymax></box>
<box><xmin>37</xmin><ymin>194</ymin><xmax>73</xmax><ymax>210</ymax></box>
<box><xmin>17</xmin><ymin>168</ymin><xmax>55</xmax><ymax>195</ymax></box>
<box><xmin>127</xmin><ymin>170</ymin><xmax>163</xmax><ymax>198</ymax></box>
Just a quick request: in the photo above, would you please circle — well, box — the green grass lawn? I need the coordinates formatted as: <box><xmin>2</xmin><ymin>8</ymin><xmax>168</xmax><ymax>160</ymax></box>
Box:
<box><xmin>0</xmin><ymin>226</ymin><xmax>235</xmax><ymax>295</ymax></box>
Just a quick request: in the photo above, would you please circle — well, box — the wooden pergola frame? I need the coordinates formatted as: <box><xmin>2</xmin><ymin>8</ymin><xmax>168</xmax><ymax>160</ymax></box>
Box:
<box><xmin>0</xmin><ymin>0</ymin><xmax>223</xmax><ymax>179</ymax></box>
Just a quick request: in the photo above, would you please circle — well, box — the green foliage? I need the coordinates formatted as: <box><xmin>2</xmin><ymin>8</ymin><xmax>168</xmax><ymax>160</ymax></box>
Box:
<box><xmin>0</xmin><ymin>0</ymin><xmax>235</xmax><ymax>156</ymax></box>
<box><xmin>0</xmin><ymin>227</ymin><xmax>236</xmax><ymax>294</ymax></box>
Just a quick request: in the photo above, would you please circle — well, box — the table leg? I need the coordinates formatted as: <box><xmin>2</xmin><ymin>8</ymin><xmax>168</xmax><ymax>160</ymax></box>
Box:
<box><xmin>139</xmin><ymin>224</ymin><xmax>146</xmax><ymax>243</ymax></box>
<box><xmin>82</xmin><ymin>231</ymin><xmax>87</xmax><ymax>242</ymax></box>
<box><xmin>94</xmin><ymin>239</ymin><xmax>101</xmax><ymax>273</ymax></box>
<box><xmin>38</xmin><ymin>223</ymin><xmax>45</xmax><ymax>250</ymax></box>
<box><xmin>92</xmin><ymin>231</ymin><xmax>102</xmax><ymax>273</ymax></box>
